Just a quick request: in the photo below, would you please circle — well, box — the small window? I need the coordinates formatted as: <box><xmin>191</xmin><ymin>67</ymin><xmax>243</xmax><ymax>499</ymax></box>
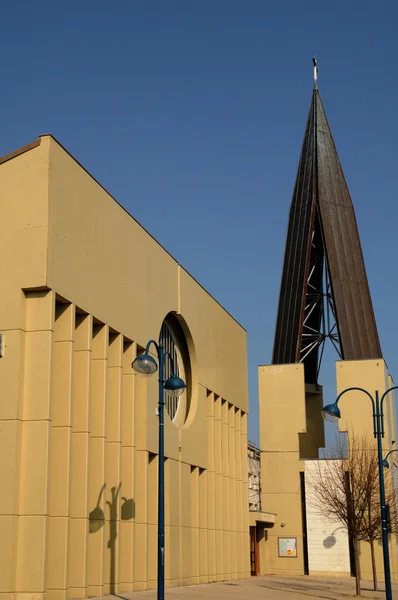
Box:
<box><xmin>159</xmin><ymin>313</ymin><xmax>192</xmax><ymax>426</ymax></box>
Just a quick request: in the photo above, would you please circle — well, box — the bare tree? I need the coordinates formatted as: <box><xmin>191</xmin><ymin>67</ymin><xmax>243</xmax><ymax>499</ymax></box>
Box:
<box><xmin>357</xmin><ymin>450</ymin><xmax>397</xmax><ymax>592</ymax></box>
<box><xmin>307</xmin><ymin>433</ymin><xmax>397</xmax><ymax>596</ymax></box>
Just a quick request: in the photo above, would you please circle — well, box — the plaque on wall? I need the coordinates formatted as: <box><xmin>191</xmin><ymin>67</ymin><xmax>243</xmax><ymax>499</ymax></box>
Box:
<box><xmin>278</xmin><ymin>537</ymin><xmax>297</xmax><ymax>558</ymax></box>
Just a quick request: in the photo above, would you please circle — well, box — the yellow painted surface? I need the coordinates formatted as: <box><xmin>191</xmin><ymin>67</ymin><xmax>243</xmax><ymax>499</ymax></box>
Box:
<box><xmin>249</xmin><ymin>512</ymin><xmax>276</xmax><ymax>527</ymax></box>
<box><xmin>258</xmin><ymin>362</ymin><xmax>307</xmax><ymax>576</ymax></box>
<box><xmin>0</xmin><ymin>137</ymin><xmax>249</xmax><ymax>599</ymax></box>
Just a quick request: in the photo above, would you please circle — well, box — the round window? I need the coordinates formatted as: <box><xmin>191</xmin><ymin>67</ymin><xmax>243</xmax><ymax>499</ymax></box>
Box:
<box><xmin>159</xmin><ymin>313</ymin><xmax>192</xmax><ymax>426</ymax></box>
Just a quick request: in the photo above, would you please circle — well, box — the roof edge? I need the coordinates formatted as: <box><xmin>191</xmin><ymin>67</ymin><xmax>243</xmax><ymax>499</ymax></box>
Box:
<box><xmin>0</xmin><ymin>134</ymin><xmax>247</xmax><ymax>333</ymax></box>
<box><xmin>0</xmin><ymin>138</ymin><xmax>41</xmax><ymax>166</ymax></box>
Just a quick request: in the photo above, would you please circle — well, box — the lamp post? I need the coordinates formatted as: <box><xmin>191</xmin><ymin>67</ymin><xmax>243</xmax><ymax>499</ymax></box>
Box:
<box><xmin>132</xmin><ymin>340</ymin><xmax>186</xmax><ymax>600</ymax></box>
<box><xmin>322</xmin><ymin>385</ymin><xmax>398</xmax><ymax>600</ymax></box>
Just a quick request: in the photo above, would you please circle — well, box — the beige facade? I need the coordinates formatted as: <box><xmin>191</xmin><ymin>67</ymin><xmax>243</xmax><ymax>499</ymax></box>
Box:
<box><xmin>258</xmin><ymin>359</ymin><xmax>398</xmax><ymax>581</ymax></box>
<box><xmin>304</xmin><ymin>460</ymin><xmax>351</xmax><ymax>576</ymax></box>
<box><xmin>0</xmin><ymin>136</ymin><xmax>250</xmax><ymax>600</ymax></box>
<box><xmin>258</xmin><ymin>363</ymin><xmax>309</xmax><ymax>576</ymax></box>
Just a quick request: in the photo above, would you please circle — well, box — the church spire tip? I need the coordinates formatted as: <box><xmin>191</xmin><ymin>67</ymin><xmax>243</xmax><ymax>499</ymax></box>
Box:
<box><xmin>312</xmin><ymin>57</ymin><xmax>318</xmax><ymax>88</ymax></box>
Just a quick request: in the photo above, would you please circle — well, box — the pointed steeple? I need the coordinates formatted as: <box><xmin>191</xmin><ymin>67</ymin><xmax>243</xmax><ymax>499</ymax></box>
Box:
<box><xmin>272</xmin><ymin>71</ymin><xmax>382</xmax><ymax>383</ymax></box>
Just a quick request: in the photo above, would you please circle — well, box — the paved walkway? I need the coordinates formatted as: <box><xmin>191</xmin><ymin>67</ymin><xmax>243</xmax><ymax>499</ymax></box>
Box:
<box><xmin>90</xmin><ymin>575</ymin><xmax>398</xmax><ymax>600</ymax></box>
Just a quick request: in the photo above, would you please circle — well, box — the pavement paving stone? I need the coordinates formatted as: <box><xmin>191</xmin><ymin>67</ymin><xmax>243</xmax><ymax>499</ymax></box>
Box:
<box><xmin>87</xmin><ymin>575</ymin><xmax>398</xmax><ymax>600</ymax></box>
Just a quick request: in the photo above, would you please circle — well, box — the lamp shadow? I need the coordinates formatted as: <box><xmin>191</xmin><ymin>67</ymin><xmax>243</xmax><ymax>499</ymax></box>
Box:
<box><xmin>323</xmin><ymin>535</ymin><xmax>336</xmax><ymax>549</ymax></box>
<box><xmin>89</xmin><ymin>483</ymin><xmax>135</xmax><ymax>595</ymax></box>
<box><xmin>89</xmin><ymin>483</ymin><xmax>106</xmax><ymax>533</ymax></box>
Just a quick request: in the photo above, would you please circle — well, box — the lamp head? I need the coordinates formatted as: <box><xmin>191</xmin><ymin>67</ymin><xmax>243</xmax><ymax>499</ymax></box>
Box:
<box><xmin>132</xmin><ymin>353</ymin><xmax>158</xmax><ymax>376</ymax></box>
<box><xmin>164</xmin><ymin>375</ymin><xmax>186</xmax><ymax>398</ymax></box>
<box><xmin>321</xmin><ymin>403</ymin><xmax>341</xmax><ymax>423</ymax></box>
<box><xmin>383</xmin><ymin>459</ymin><xmax>390</xmax><ymax>470</ymax></box>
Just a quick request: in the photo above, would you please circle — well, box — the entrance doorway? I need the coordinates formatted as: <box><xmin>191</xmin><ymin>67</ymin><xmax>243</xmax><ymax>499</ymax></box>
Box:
<box><xmin>250</xmin><ymin>526</ymin><xmax>259</xmax><ymax>575</ymax></box>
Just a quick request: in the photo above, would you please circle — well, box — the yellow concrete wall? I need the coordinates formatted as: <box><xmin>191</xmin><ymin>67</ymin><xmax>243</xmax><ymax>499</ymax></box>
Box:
<box><xmin>258</xmin><ymin>363</ymin><xmax>307</xmax><ymax>575</ymax></box>
<box><xmin>45</xmin><ymin>136</ymin><xmax>247</xmax><ymax>413</ymax></box>
<box><xmin>0</xmin><ymin>137</ymin><xmax>250</xmax><ymax>600</ymax></box>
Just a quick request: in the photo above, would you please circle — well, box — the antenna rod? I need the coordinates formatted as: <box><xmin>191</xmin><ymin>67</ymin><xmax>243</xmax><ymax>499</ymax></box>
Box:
<box><xmin>312</xmin><ymin>57</ymin><xmax>318</xmax><ymax>85</ymax></box>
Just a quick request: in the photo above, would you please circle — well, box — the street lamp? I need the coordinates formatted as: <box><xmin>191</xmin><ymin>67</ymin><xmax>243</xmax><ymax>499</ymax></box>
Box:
<box><xmin>383</xmin><ymin>448</ymin><xmax>398</xmax><ymax>470</ymax></box>
<box><xmin>322</xmin><ymin>385</ymin><xmax>398</xmax><ymax>600</ymax></box>
<box><xmin>132</xmin><ymin>340</ymin><xmax>186</xmax><ymax>600</ymax></box>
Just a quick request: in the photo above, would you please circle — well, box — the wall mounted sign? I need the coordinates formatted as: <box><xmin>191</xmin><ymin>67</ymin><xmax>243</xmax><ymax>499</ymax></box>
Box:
<box><xmin>278</xmin><ymin>537</ymin><xmax>297</xmax><ymax>558</ymax></box>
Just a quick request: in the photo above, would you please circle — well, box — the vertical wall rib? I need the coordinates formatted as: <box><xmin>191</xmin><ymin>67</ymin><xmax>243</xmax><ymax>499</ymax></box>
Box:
<box><xmin>206</xmin><ymin>391</ymin><xmax>216</xmax><ymax>582</ymax></box>
<box><xmin>15</xmin><ymin>290</ymin><xmax>55</xmax><ymax>599</ymax></box>
<box><xmin>146</xmin><ymin>453</ymin><xmax>157</xmax><ymax>589</ymax></box>
<box><xmin>228</xmin><ymin>404</ymin><xmax>237</xmax><ymax>579</ymax></box>
<box><xmin>190</xmin><ymin>466</ymin><xmax>199</xmax><ymax>583</ymax></box>
<box><xmin>133</xmin><ymin>364</ymin><xmax>149</xmax><ymax>591</ymax></box>
<box><xmin>119</xmin><ymin>340</ymin><xmax>136</xmax><ymax>592</ymax></box>
<box><xmin>87</xmin><ymin>323</ymin><xmax>108</xmax><ymax>597</ymax></box>
<box><xmin>234</xmin><ymin>409</ymin><xmax>243</xmax><ymax>577</ymax></box>
<box><xmin>221</xmin><ymin>400</ymin><xmax>231</xmax><ymax>580</ymax></box>
<box><xmin>69</xmin><ymin>313</ymin><xmax>92</xmax><ymax>598</ymax></box>
<box><xmin>165</xmin><ymin>458</ymin><xmax>181</xmax><ymax>586</ymax></box>
<box><xmin>198</xmin><ymin>469</ymin><xmax>208</xmax><ymax>583</ymax></box>
<box><xmin>180</xmin><ymin>460</ymin><xmax>192</xmax><ymax>585</ymax></box>
<box><xmin>240</xmin><ymin>412</ymin><xmax>250</xmax><ymax>577</ymax></box>
<box><xmin>104</xmin><ymin>333</ymin><xmax>123</xmax><ymax>595</ymax></box>
<box><xmin>46</xmin><ymin>301</ymin><xmax>75</xmax><ymax>600</ymax></box>
<box><xmin>0</xmin><ymin>319</ymin><xmax>25</xmax><ymax>596</ymax></box>
<box><xmin>213</xmin><ymin>395</ymin><xmax>223</xmax><ymax>581</ymax></box>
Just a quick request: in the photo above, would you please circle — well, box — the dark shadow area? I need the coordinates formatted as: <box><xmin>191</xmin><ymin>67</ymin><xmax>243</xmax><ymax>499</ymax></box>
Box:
<box><xmin>323</xmin><ymin>525</ymin><xmax>346</xmax><ymax>550</ymax></box>
<box><xmin>89</xmin><ymin>483</ymin><xmax>135</xmax><ymax>595</ymax></box>
<box><xmin>107</xmin><ymin>483</ymin><xmax>122</xmax><ymax>596</ymax></box>
<box><xmin>121</xmin><ymin>496</ymin><xmax>135</xmax><ymax>520</ymax></box>
<box><xmin>299</xmin><ymin>384</ymin><xmax>325</xmax><ymax>460</ymax></box>
<box><xmin>323</xmin><ymin>535</ymin><xmax>336</xmax><ymax>549</ymax></box>
<box><xmin>89</xmin><ymin>483</ymin><xmax>106</xmax><ymax>533</ymax></box>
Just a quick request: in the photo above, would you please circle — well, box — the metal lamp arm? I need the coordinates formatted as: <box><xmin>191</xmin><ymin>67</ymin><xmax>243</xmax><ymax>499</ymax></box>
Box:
<box><xmin>144</xmin><ymin>342</ymin><xmax>177</xmax><ymax>375</ymax></box>
<box><xmin>379</xmin><ymin>386</ymin><xmax>398</xmax><ymax>437</ymax></box>
<box><xmin>159</xmin><ymin>351</ymin><xmax>178</xmax><ymax>378</ymax></box>
<box><xmin>380</xmin><ymin>386</ymin><xmax>398</xmax><ymax>429</ymax></box>
<box><xmin>336</xmin><ymin>386</ymin><xmax>376</xmax><ymax>410</ymax></box>
<box><xmin>384</xmin><ymin>448</ymin><xmax>398</xmax><ymax>463</ymax></box>
<box><xmin>335</xmin><ymin>387</ymin><xmax>377</xmax><ymax>436</ymax></box>
<box><xmin>144</xmin><ymin>339</ymin><xmax>161</xmax><ymax>357</ymax></box>
<box><xmin>381</xmin><ymin>386</ymin><xmax>398</xmax><ymax>408</ymax></box>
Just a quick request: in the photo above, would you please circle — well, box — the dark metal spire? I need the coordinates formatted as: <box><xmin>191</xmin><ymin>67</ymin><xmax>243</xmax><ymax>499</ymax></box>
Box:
<box><xmin>272</xmin><ymin>76</ymin><xmax>382</xmax><ymax>383</ymax></box>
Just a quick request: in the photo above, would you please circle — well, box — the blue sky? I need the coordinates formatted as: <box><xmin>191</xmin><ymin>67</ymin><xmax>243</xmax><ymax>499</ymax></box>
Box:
<box><xmin>1</xmin><ymin>1</ymin><xmax>397</xmax><ymax>444</ymax></box>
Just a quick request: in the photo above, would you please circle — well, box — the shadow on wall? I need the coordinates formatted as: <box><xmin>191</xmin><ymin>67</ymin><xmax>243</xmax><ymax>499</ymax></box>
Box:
<box><xmin>323</xmin><ymin>536</ymin><xmax>336</xmax><ymax>549</ymax></box>
<box><xmin>322</xmin><ymin>525</ymin><xmax>346</xmax><ymax>549</ymax></box>
<box><xmin>89</xmin><ymin>483</ymin><xmax>135</xmax><ymax>595</ymax></box>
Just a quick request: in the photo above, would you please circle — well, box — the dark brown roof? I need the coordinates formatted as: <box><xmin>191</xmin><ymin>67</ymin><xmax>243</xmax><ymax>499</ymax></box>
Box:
<box><xmin>272</xmin><ymin>85</ymin><xmax>382</xmax><ymax>382</ymax></box>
